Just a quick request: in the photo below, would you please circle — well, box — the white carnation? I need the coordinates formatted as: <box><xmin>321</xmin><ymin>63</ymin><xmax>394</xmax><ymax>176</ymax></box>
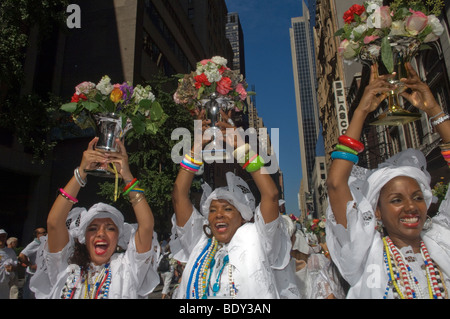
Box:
<box><xmin>424</xmin><ymin>15</ymin><xmax>444</xmax><ymax>43</ymax></box>
<box><xmin>132</xmin><ymin>85</ymin><xmax>155</xmax><ymax>103</ymax></box>
<box><xmin>211</xmin><ymin>56</ymin><xmax>228</xmax><ymax>66</ymax></box>
<box><xmin>96</xmin><ymin>75</ymin><xmax>114</xmax><ymax>95</ymax></box>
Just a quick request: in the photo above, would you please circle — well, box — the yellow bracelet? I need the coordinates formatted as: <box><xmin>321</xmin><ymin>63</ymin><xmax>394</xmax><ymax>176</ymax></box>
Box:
<box><xmin>185</xmin><ymin>154</ymin><xmax>203</xmax><ymax>166</ymax></box>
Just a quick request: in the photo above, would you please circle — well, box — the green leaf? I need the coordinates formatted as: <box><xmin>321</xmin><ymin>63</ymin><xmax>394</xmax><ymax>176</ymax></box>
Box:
<box><xmin>61</xmin><ymin>102</ymin><xmax>78</xmax><ymax>113</ymax></box>
<box><xmin>80</xmin><ymin>101</ymin><xmax>99</xmax><ymax>112</ymax></box>
<box><xmin>197</xmin><ymin>86</ymin><xmax>205</xmax><ymax>100</ymax></box>
<box><xmin>131</xmin><ymin>116</ymin><xmax>145</xmax><ymax>135</ymax></box>
<box><xmin>149</xmin><ymin>102</ymin><xmax>163</xmax><ymax>121</ymax></box>
<box><xmin>104</xmin><ymin>99</ymin><xmax>115</xmax><ymax>113</ymax></box>
<box><xmin>381</xmin><ymin>37</ymin><xmax>394</xmax><ymax>74</ymax></box>
<box><xmin>146</xmin><ymin>122</ymin><xmax>157</xmax><ymax>135</ymax></box>
<box><xmin>139</xmin><ymin>99</ymin><xmax>152</xmax><ymax>110</ymax></box>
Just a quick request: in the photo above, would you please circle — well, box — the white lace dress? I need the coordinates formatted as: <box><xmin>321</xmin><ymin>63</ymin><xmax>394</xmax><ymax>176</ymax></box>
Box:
<box><xmin>30</xmin><ymin>230</ymin><xmax>160</xmax><ymax>299</ymax></box>
<box><xmin>169</xmin><ymin>205</ymin><xmax>295</xmax><ymax>299</ymax></box>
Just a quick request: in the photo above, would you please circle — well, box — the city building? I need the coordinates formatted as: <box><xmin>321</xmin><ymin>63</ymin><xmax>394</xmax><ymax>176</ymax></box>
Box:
<box><xmin>226</xmin><ymin>12</ymin><xmax>246</xmax><ymax>77</ymax></box>
<box><xmin>290</xmin><ymin>1</ymin><xmax>321</xmax><ymax>220</ymax></box>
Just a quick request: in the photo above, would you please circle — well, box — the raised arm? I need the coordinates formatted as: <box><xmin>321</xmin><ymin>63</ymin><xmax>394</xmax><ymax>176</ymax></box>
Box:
<box><xmin>108</xmin><ymin>139</ymin><xmax>154</xmax><ymax>253</ymax></box>
<box><xmin>220</xmin><ymin>111</ymin><xmax>279</xmax><ymax>224</ymax></box>
<box><xmin>172</xmin><ymin>111</ymin><xmax>210</xmax><ymax>227</ymax></box>
<box><xmin>250</xmin><ymin>168</ymin><xmax>279</xmax><ymax>223</ymax></box>
<box><xmin>326</xmin><ymin>65</ymin><xmax>393</xmax><ymax>227</ymax></box>
<box><xmin>47</xmin><ymin>138</ymin><xmax>108</xmax><ymax>253</ymax></box>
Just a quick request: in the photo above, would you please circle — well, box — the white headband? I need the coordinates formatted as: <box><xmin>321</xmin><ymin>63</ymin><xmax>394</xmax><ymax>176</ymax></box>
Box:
<box><xmin>200</xmin><ymin>172</ymin><xmax>256</xmax><ymax>221</ymax></box>
<box><xmin>358</xmin><ymin>149</ymin><xmax>432</xmax><ymax>211</ymax></box>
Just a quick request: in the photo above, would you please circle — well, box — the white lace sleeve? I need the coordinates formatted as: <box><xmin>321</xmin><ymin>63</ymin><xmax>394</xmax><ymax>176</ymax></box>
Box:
<box><xmin>169</xmin><ymin>206</ymin><xmax>207</xmax><ymax>263</ymax></box>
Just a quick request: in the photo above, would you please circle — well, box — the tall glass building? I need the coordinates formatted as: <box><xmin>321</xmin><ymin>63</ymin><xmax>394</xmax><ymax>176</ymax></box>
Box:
<box><xmin>290</xmin><ymin>0</ymin><xmax>320</xmax><ymax>216</ymax></box>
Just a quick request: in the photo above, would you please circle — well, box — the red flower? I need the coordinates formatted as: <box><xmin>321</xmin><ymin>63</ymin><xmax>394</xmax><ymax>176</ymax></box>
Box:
<box><xmin>343</xmin><ymin>4</ymin><xmax>365</xmax><ymax>24</ymax></box>
<box><xmin>194</xmin><ymin>73</ymin><xmax>211</xmax><ymax>89</ymax></box>
<box><xmin>219</xmin><ymin>66</ymin><xmax>228</xmax><ymax>74</ymax></box>
<box><xmin>71</xmin><ymin>93</ymin><xmax>87</xmax><ymax>102</ymax></box>
<box><xmin>216</xmin><ymin>77</ymin><xmax>232</xmax><ymax>95</ymax></box>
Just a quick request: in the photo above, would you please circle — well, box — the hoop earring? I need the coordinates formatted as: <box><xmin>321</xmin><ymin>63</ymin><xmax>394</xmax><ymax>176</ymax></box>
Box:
<box><xmin>203</xmin><ymin>224</ymin><xmax>213</xmax><ymax>238</ymax></box>
<box><xmin>375</xmin><ymin>219</ymin><xmax>385</xmax><ymax>237</ymax></box>
<box><xmin>423</xmin><ymin>215</ymin><xmax>432</xmax><ymax>231</ymax></box>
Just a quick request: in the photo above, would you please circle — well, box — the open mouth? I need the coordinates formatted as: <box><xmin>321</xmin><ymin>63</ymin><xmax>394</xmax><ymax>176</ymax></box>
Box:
<box><xmin>400</xmin><ymin>215</ymin><xmax>420</xmax><ymax>227</ymax></box>
<box><xmin>214</xmin><ymin>222</ymin><xmax>228</xmax><ymax>233</ymax></box>
<box><xmin>94</xmin><ymin>241</ymin><xmax>109</xmax><ymax>255</ymax></box>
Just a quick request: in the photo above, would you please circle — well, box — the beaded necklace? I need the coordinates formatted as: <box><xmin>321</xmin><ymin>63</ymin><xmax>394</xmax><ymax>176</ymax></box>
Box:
<box><xmin>187</xmin><ymin>237</ymin><xmax>237</xmax><ymax>299</ymax></box>
<box><xmin>382</xmin><ymin>237</ymin><xmax>447</xmax><ymax>299</ymax></box>
<box><xmin>62</xmin><ymin>263</ymin><xmax>111</xmax><ymax>299</ymax></box>
<box><xmin>186</xmin><ymin>237</ymin><xmax>213</xmax><ymax>299</ymax></box>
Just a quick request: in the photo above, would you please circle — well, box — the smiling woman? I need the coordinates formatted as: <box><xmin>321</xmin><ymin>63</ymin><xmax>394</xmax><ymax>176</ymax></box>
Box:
<box><xmin>170</xmin><ymin>118</ymin><xmax>298</xmax><ymax>299</ymax></box>
<box><xmin>29</xmin><ymin>138</ymin><xmax>160</xmax><ymax>299</ymax></box>
<box><xmin>325</xmin><ymin>64</ymin><xmax>450</xmax><ymax>299</ymax></box>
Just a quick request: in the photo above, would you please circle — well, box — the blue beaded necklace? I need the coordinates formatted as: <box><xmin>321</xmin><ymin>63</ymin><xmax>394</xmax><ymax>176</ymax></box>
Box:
<box><xmin>212</xmin><ymin>255</ymin><xmax>229</xmax><ymax>297</ymax></box>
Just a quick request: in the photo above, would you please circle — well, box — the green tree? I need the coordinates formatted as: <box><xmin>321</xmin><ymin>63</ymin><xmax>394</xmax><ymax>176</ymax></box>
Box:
<box><xmin>0</xmin><ymin>0</ymin><xmax>68</xmax><ymax>162</ymax></box>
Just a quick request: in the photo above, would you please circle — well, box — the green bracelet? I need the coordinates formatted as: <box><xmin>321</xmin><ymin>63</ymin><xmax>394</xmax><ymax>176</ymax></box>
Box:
<box><xmin>123</xmin><ymin>180</ymin><xmax>139</xmax><ymax>196</ymax></box>
<box><xmin>336</xmin><ymin>144</ymin><xmax>359</xmax><ymax>155</ymax></box>
<box><xmin>245</xmin><ymin>155</ymin><xmax>265</xmax><ymax>173</ymax></box>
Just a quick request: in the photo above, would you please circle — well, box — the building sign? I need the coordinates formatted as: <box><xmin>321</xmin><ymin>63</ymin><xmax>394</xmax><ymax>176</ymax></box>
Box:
<box><xmin>333</xmin><ymin>81</ymin><xmax>349</xmax><ymax>135</ymax></box>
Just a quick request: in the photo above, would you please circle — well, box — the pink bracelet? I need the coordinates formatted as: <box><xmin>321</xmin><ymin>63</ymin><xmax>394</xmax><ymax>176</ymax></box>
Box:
<box><xmin>180</xmin><ymin>162</ymin><xmax>198</xmax><ymax>172</ymax></box>
<box><xmin>59</xmin><ymin>188</ymin><xmax>78</xmax><ymax>204</ymax></box>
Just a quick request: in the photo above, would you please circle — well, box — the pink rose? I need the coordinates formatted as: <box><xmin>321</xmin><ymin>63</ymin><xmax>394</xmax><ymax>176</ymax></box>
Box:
<box><xmin>216</xmin><ymin>77</ymin><xmax>232</xmax><ymax>95</ymax></box>
<box><xmin>235</xmin><ymin>83</ymin><xmax>247</xmax><ymax>101</ymax></box>
<box><xmin>364</xmin><ymin>35</ymin><xmax>380</xmax><ymax>44</ymax></box>
<box><xmin>406</xmin><ymin>9</ymin><xmax>428</xmax><ymax>35</ymax></box>
<box><xmin>199</xmin><ymin>59</ymin><xmax>212</xmax><ymax>65</ymax></box>
<box><xmin>367</xmin><ymin>6</ymin><xmax>392</xmax><ymax>29</ymax></box>
<box><xmin>75</xmin><ymin>81</ymin><xmax>95</xmax><ymax>95</ymax></box>
<box><xmin>338</xmin><ymin>39</ymin><xmax>358</xmax><ymax>60</ymax></box>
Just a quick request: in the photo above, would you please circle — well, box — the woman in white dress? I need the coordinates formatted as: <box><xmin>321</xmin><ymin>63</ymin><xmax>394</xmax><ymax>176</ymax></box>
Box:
<box><xmin>170</xmin><ymin>117</ymin><xmax>293</xmax><ymax>299</ymax></box>
<box><xmin>30</xmin><ymin>137</ymin><xmax>160</xmax><ymax>299</ymax></box>
<box><xmin>326</xmin><ymin>63</ymin><xmax>450</xmax><ymax>299</ymax></box>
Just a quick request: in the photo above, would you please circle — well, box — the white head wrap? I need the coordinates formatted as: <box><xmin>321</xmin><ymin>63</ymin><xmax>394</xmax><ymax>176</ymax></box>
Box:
<box><xmin>358</xmin><ymin>149</ymin><xmax>432</xmax><ymax>211</ymax></box>
<box><xmin>200</xmin><ymin>172</ymin><xmax>256</xmax><ymax>221</ymax></box>
<box><xmin>65</xmin><ymin>207</ymin><xmax>86</xmax><ymax>238</ymax></box>
<box><xmin>75</xmin><ymin>203</ymin><xmax>125</xmax><ymax>246</ymax></box>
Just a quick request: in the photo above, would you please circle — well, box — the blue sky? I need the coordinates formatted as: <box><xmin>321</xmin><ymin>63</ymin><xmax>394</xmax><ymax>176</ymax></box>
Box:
<box><xmin>225</xmin><ymin>0</ymin><xmax>305</xmax><ymax>216</ymax></box>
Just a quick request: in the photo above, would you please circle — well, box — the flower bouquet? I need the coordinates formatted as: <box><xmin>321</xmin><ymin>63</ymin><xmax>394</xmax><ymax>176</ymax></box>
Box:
<box><xmin>61</xmin><ymin>76</ymin><xmax>166</xmax><ymax>177</ymax></box>
<box><xmin>173</xmin><ymin>56</ymin><xmax>253</xmax><ymax>112</ymax></box>
<box><xmin>174</xmin><ymin>56</ymin><xmax>254</xmax><ymax>160</ymax></box>
<box><xmin>336</xmin><ymin>0</ymin><xmax>445</xmax><ymax>125</ymax></box>
<box><xmin>306</xmin><ymin>217</ymin><xmax>326</xmax><ymax>237</ymax></box>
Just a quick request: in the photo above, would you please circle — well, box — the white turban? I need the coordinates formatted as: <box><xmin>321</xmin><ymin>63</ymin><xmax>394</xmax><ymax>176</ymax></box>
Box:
<box><xmin>200</xmin><ymin>172</ymin><xmax>256</xmax><ymax>221</ymax></box>
<box><xmin>359</xmin><ymin>149</ymin><xmax>432</xmax><ymax>211</ymax></box>
<box><xmin>76</xmin><ymin>203</ymin><xmax>126</xmax><ymax>247</ymax></box>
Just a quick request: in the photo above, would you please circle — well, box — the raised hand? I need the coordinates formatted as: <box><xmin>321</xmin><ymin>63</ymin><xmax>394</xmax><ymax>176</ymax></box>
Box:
<box><xmin>400</xmin><ymin>62</ymin><xmax>441</xmax><ymax>115</ymax></box>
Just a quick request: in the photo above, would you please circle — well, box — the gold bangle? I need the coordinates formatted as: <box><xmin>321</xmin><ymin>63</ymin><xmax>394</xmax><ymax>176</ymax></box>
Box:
<box><xmin>129</xmin><ymin>192</ymin><xmax>145</xmax><ymax>206</ymax></box>
<box><xmin>180</xmin><ymin>166</ymin><xmax>196</xmax><ymax>174</ymax></box>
